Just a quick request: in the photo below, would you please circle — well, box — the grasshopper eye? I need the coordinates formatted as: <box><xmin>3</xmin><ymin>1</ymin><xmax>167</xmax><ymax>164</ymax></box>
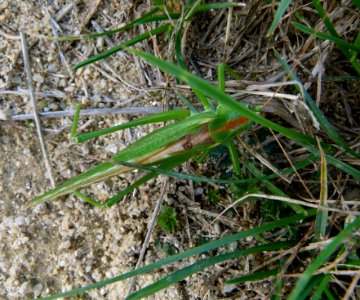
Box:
<box><xmin>183</xmin><ymin>140</ymin><xmax>193</xmax><ymax>150</ymax></box>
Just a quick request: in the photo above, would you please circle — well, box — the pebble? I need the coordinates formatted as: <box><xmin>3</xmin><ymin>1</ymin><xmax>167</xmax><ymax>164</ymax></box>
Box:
<box><xmin>33</xmin><ymin>283</ymin><xmax>43</xmax><ymax>298</ymax></box>
<box><xmin>105</xmin><ymin>143</ymin><xmax>118</xmax><ymax>154</ymax></box>
<box><xmin>33</xmin><ymin>74</ymin><xmax>44</xmax><ymax>84</ymax></box>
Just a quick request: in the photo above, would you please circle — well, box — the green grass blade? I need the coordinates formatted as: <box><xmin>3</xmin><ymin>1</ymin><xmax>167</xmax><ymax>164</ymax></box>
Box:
<box><xmin>351</xmin><ymin>31</ymin><xmax>360</xmax><ymax>61</ymax></box>
<box><xmin>115</xmin><ymin>157</ymin><xmax>318</xmax><ymax>185</ymax></box>
<box><xmin>245</xmin><ymin>161</ymin><xmax>306</xmax><ymax>214</ymax></box>
<box><xmin>297</xmin><ymin>275</ymin><xmax>324</xmax><ymax>300</ymax></box>
<box><xmin>57</xmin><ymin>3</ymin><xmax>240</xmax><ymax>42</ymax></box>
<box><xmin>176</xmin><ymin>91</ymin><xmax>199</xmax><ymax>113</ymax></box>
<box><xmin>267</xmin><ymin>0</ymin><xmax>293</xmax><ymax>36</ymax></box>
<box><xmin>175</xmin><ymin>27</ymin><xmax>186</xmax><ymax>69</ymax></box>
<box><xmin>127</xmin><ymin>242</ymin><xmax>293</xmax><ymax>300</ymax></box>
<box><xmin>273</xmin><ymin>49</ymin><xmax>359</xmax><ymax>158</ymax></box>
<box><xmin>75</xmin><ymin>109</ymin><xmax>190</xmax><ymax>143</ymax></box>
<box><xmin>218</xmin><ymin>63</ymin><xmax>244</xmax><ymax>177</ymax></box>
<box><xmin>106</xmin><ymin>153</ymin><xmax>192</xmax><ymax>207</ymax></box>
<box><xmin>39</xmin><ymin>210</ymin><xmax>316</xmax><ymax>299</ymax></box>
<box><xmin>288</xmin><ymin>216</ymin><xmax>360</xmax><ymax>300</ymax></box>
<box><xmin>185</xmin><ymin>0</ymin><xmax>202</xmax><ymax>20</ymax></box>
<box><xmin>314</xmin><ymin>142</ymin><xmax>328</xmax><ymax>239</ymax></box>
<box><xmin>128</xmin><ymin>49</ymin><xmax>316</xmax><ymax>146</ymax></box>
<box><xmin>225</xmin><ymin>267</ymin><xmax>280</xmax><ymax>284</ymax></box>
<box><xmin>351</xmin><ymin>0</ymin><xmax>360</xmax><ymax>9</ymax></box>
<box><xmin>226</xmin><ymin>140</ymin><xmax>242</xmax><ymax>176</ymax></box>
<box><xmin>324</xmin><ymin>287</ymin><xmax>336</xmax><ymax>300</ymax></box>
<box><xmin>291</xmin><ymin>22</ymin><xmax>360</xmax><ymax>52</ymax></box>
<box><xmin>300</xmin><ymin>142</ymin><xmax>360</xmax><ymax>179</ymax></box>
<box><xmin>73</xmin><ymin>190</ymin><xmax>105</xmax><ymax>208</ymax></box>
<box><xmin>150</xmin><ymin>0</ymin><xmax>165</xmax><ymax>9</ymax></box>
<box><xmin>310</xmin><ymin>274</ymin><xmax>332</xmax><ymax>300</ymax></box>
<box><xmin>70</xmin><ymin>103</ymin><xmax>82</xmax><ymax>139</ymax></box>
<box><xmin>54</xmin><ymin>8</ymin><xmax>164</xmax><ymax>41</ymax></box>
<box><xmin>73</xmin><ymin>25</ymin><xmax>171</xmax><ymax>71</ymax></box>
<box><xmin>192</xmin><ymin>88</ymin><xmax>211</xmax><ymax>111</ymax></box>
<box><xmin>311</xmin><ymin>0</ymin><xmax>360</xmax><ymax>75</ymax></box>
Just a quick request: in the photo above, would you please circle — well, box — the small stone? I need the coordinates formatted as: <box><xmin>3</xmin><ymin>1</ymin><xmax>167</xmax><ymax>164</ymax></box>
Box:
<box><xmin>33</xmin><ymin>74</ymin><xmax>44</xmax><ymax>84</ymax></box>
<box><xmin>105</xmin><ymin>144</ymin><xmax>118</xmax><ymax>154</ymax></box>
<box><xmin>59</xmin><ymin>240</ymin><xmax>72</xmax><ymax>250</ymax></box>
<box><xmin>223</xmin><ymin>284</ymin><xmax>237</xmax><ymax>294</ymax></box>
<box><xmin>194</xmin><ymin>187</ymin><xmax>204</xmax><ymax>196</ymax></box>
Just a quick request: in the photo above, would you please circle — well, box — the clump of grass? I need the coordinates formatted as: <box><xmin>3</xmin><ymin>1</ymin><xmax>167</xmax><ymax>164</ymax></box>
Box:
<box><xmin>31</xmin><ymin>0</ymin><xmax>360</xmax><ymax>299</ymax></box>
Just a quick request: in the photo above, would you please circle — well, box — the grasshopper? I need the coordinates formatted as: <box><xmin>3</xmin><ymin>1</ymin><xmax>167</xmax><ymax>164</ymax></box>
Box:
<box><xmin>30</xmin><ymin>106</ymin><xmax>250</xmax><ymax>207</ymax></box>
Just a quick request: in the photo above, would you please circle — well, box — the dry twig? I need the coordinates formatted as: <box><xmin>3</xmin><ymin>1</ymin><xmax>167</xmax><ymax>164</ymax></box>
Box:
<box><xmin>20</xmin><ymin>31</ymin><xmax>56</xmax><ymax>188</ymax></box>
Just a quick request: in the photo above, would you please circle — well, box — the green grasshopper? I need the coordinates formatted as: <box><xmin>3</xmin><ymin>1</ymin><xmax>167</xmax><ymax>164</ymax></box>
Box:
<box><xmin>30</xmin><ymin>100</ymin><xmax>251</xmax><ymax>208</ymax></box>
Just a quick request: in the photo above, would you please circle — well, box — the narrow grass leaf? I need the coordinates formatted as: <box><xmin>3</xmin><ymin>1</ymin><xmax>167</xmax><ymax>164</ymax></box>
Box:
<box><xmin>176</xmin><ymin>92</ymin><xmax>199</xmax><ymax>113</ymax></box>
<box><xmin>324</xmin><ymin>287</ymin><xmax>336</xmax><ymax>300</ymax></box>
<box><xmin>312</xmin><ymin>0</ymin><xmax>360</xmax><ymax>75</ymax></box>
<box><xmin>39</xmin><ymin>210</ymin><xmax>316</xmax><ymax>299</ymax></box>
<box><xmin>245</xmin><ymin>161</ymin><xmax>306</xmax><ymax>214</ymax></box>
<box><xmin>59</xmin><ymin>2</ymin><xmax>240</xmax><ymax>42</ymax></box>
<box><xmin>127</xmin><ymin>242</ymin><xmax>294</xmax><ymax>300</ymax></box>
<box><xmin>291</xmin><ymin>22</ymin><xmax>360</xmax><ymax>52</ymax></box>
<box><xmin>297</xmin><ymin>275</ymin><xmax>324</xmax><ymax>300</ymax></box>
<box><xmin>310</xmin><ymin>274</ymin><xmax>332</xmax><ymax>300</ymax></box>
<box><xmin>351</xmin><ymin>0</ymin><xmax>360</xmax><ymax>9</ymax></box>
<box><xmin>52</xmin><ymin>8</ymin><xmax>162</xmax><ymax>41</ymax></box>
<box><xmin>106</xmin><ymin>154</ymin><xmax>191</xmax><ymax>207</ymax></box>
<box><xmin>73</xmin><ymin>191</ymin><xmax>105</xmax><ymax>208</ymax></box>
<box><xmin>115</xmin><ymin>157</ymin><xmax>318</xmax><ymax>185</ymax></box>
<box><xmin>225</xmin><ymin>267</ymin><xmax>280</xmax><ymax>284</ymax></box>
<box><xmin>150</xmin><ymin>0</ymin><xmax>165</xmax><ymax>9</ymax></box>
<box><xmin>300</xmin><ymin>142</ymin><xmax>360</xmax><ymax>179</ymax></box>
<box><xmin>185</xmin><ymin>0</ymin><xmax>202</xmax><ymax>20</ymax></box>
<box><xmin>226</xmin><ymin>140</ymin><xmax>242</xmax><ymax>176</ymax></box>
<box><xmin>70</xmin><ymin>103</ymin><xmax>82</xmax><ymax>139</ymax></box>
<box><xmin>288</xmin><ymin>216</ymin><xmax>360</xmax><ymax>300</ymax></box>
<box><xmin>73</xmin><ymin>25</ymin><xmax>171</xmax><ymax>71</ymax></box>
<box><xmin>267</xmin><ymin>0</ymin><xmax>293</xmax><ymax>36</ymax></box>
<box><xmin>76</xmin><ymin>109</ymin><xmax>190</xmax><ymax>142</ymax></box>
<box><xmin>314</xmin><ymin>141</ymin><xmax>328</xmax><ymax>239</ymax></box>
<box><xmin>175</xmin><ymin>27</ymin><xmax>186</xmax><ymax>69</ymax></box>
<box><xmin>273</xmin><ymin>49</ymin><xmax>359</xmax><ymax>158</ymax></box>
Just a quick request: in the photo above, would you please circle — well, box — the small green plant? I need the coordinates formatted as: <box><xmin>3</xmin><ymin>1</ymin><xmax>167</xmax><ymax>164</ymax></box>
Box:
<box><xmin>157</xmin><ymin>206</ymin><xmax>178</xmax><ymax>233</ymax></box>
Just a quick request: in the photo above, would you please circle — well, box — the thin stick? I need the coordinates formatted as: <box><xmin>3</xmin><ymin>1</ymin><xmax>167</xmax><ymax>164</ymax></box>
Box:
<box><xmin>20</xmin><ymin>31</ymin><xmax>56</xmax><ymax>188</ymax></box>
<box><xmin>126</xmin><ymin>180</ymin><xmax>168</xmax><ymax>296</ymax></box>
<box><xmin>211</xmin><ymin>193</ymin><xmax>360</xmax><ymax>225</ymax></box>
<box><xmin>7</xmin><ymin>106</ymin><xmax>176</xmax><ymax>121</ymax></box>
<box><xmin>342</xmin><ymin>273</ymin><xmax>360</xmax><ymax>300</ymax></box>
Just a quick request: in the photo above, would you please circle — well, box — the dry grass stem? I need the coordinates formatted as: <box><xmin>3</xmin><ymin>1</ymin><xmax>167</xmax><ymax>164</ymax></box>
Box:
<box><xmin>126</xmin><ymin>180</ymin><xmax>169</xmax><ymax>296</ymax></box>
<box><xmin>213</xmin><ymin>193</ymin><xmax>360</xmax><ymax>225</ymax></box>
<box><xmin>7</xmin><ymin>106</ymin><xmax>169</xmax><ymax>121</ymax></box>
<box><xmin>20</xmin><ymin>31</ymin><xmax>56</xmax><ymax>188</ymax></box>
